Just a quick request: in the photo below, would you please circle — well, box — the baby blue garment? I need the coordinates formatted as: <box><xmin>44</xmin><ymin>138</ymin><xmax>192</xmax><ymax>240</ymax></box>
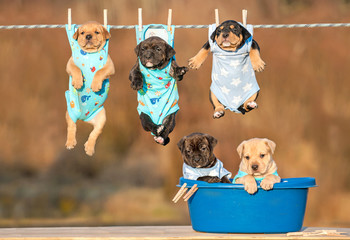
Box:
<box><xmin>209</xmin><ymin>23</ymin><xmax>260</xmax><ymax>113</ymax></box>
<box><xmin>65</xmin><ymin>24</ymin><xmax>110</xmax><ymax>123</ymax></box>
<box><xmin>135</xmin><ymin>24</ymin><xmax>179</xmax><ymax>125</ymax></box>
<box><xmin>232</xmin><ymin>170</ymin><xmax>279</xmax><ymax>184</ymax></box>
<box><xmin>183</xmin><ymin>159</ymin><xmax>232</xmax><ymax>181</ymax></box>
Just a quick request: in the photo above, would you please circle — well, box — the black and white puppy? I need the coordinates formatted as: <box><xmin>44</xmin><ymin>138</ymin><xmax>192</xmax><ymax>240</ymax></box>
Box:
<box><xmin>129</xmin><ymin>37</ymin><xmax>188</xmax><ymax>146</ymax></box>
<box><xmin>177</xmin><ymin>132</ymin><xmax>231</xmax><ymax>183</ymax></box>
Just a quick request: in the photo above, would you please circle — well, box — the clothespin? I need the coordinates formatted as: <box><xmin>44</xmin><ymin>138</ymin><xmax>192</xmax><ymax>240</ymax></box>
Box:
<box><xmin>242</xmin><ymin>9</ymin><xmax>248</xmax><ymax>27</ymax></box>
<box><xmin>215</xmin><ymin>9</ymin><xmax>219</xmax><ymax>27</ymax></box>
<box><xmin>68</xmin><ymin>8</ymin><xmax>72</xmax><ymax>30</ymax></box>
<box><xmin>172</xmin><ymin>183</ymin><xmax>198</xmax><ymax>203</ymax></box>
<box><xmin>103</xmin><ymin>9</ymin><xmax>108</xmax><ymax>29</ymax></box>
<box><xmin>167</xmin><ymin>9</ymin><xmax>172</xmax><ymax>31</ymax></box>
<box><xmin>138</xmin><ymin>8</ymin><xmax>143</xmax><ymax>32</ymax></box>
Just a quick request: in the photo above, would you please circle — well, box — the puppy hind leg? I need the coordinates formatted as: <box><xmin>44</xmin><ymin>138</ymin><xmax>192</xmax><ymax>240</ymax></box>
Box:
<box><xmin>210</xmin><ymin>90</ymin><xmax>225</xmax><ymax>119</ymax></box>
<box><xmin>140</xmin><ymin>113</ymin><xmax>159</xmax><ymax>135</ymax></box>
<box><xmin>243</xmin><ymin>92</ymin><xmax>259</xmax><ymax>112</ymax></box>
<box><xmin>85</xmin><ymin>108</ymin><xmax>106</xmax><ymax>156</ymax></box>
<box><xmin>157</xmin><ymin>113</ymin><xmax>176</xmax><ymax>146</ymax></box>
<box><xmin>65</xmin><ymin>111</ymin><xmax>77</xmax><ymax>150</ymax></box>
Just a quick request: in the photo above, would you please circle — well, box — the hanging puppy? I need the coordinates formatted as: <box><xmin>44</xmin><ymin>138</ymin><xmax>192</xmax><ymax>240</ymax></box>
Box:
<box><xmin>129</xmin><ymin>25</ymin><xmax>188</xmax><ymax>145</ymax></box>
<box><xmin>189</xmin><ymin>20</ymin><xmax>265</xmax><ymax>118</ymax></box>
<box><xmin>65</xmin><ymin>22</ymin><xmax>115</xmax><ymax>156</ymax></box>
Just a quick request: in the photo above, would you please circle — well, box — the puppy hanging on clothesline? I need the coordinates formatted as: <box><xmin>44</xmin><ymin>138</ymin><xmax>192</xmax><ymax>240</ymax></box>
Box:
<box><xmin>189</xmin><ymin>20</ymin><xmax>265</xmax><ymax>118</ymax></box>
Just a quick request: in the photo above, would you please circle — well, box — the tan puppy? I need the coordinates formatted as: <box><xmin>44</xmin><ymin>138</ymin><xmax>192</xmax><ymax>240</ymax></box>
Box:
<box><xmin>233</xmin><ymin>138</ymin><xmax>281</xmax><ymax>194</ymax></box>
<box><xmin>65</xmin><ymin>22</ymin><xmax>115</xmax><ymax>156</ymax></box>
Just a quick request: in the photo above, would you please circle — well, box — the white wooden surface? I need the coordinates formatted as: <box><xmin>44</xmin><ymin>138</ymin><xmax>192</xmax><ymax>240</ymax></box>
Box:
<box><xmin>0</xmin><ymin>226</ymin><xmax>348</xmax><ymax>239</ymax></box>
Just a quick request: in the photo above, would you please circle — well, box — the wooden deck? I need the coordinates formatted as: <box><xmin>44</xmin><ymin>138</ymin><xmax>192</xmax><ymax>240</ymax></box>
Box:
<box><xmin>0</xmin><ymin>226</ymin><xmax>348</xmax><ymax>239</ymax></box>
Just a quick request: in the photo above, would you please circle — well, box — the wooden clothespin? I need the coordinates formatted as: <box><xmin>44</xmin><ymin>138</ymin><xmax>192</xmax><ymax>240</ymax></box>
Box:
<box><xmin>68</xmin><ymin>8</ymin><xmax>72</xmax><ymax>30</ymax></box>
<box><xmin>242</xmin><ymin>9</ymin><xmax>248</xmax><ymax>27</ymax></box>
<box><xmin>138</xmin><ymin>8</ymin><xmax>143</xmax><ymax>32</ymax></box>
<box><xmin>215</xmin><ymin>9</ymin><xmax>219</xmax><ymax>27</ymax></box>
<box><xmin>103</xmin><ymin>9</ymin><xmax>108</xmax><ymax>29</ymax></box>
<box><xmin>167</xmin><ymin>9</ymin><xmax>172</xmax><ymax>31</ymax></box>
<box><xmin>172</xmin><ymin>183</ymin><xmax>198</xmax><ymax>203</ymax></box>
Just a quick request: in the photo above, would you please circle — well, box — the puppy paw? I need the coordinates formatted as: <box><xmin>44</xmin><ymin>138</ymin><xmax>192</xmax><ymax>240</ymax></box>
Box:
<box><xmin>244</xmin><ymin>182</ymin><xmax>258</xmax><ymax>195</ymax></box>
<box><xmin>65</xmin><ymin>138</ymin><xmax>77</xmax><ymax>150</ymax></box>
<box><xmin>91</xmin><ymin>80</ymin><xmax>103</xmax><ymax>92</ymax></box>
<box><xmin>131</xmin><ymin>80</ymin><xmax>143</xmax><ymax>91</ymax></box>
<box><xmin>84</xmin><ymin>141</ymin><xmax>95</xmax><ymax>156</ymax></box>
<box><xmin>213</xmin><ymin>107</ymin><xmax>225</xmax><ymax>119</ymax></box>
<box><xmin>72</xmin><ymin>75</ymin><xmax>83</xmax><ymax>90</ymax></box>
<box><xmin>246</xmin><ymin>101</ymin><xmax>258</xmax><ymax>110</ymax></box>
<box><xmin>175</xmin><ymin>66</ymin><xmax>189</xmax><ymax>81</ymax></box>
<box><xmin>260</xmin><ymin>179</ymin><xmax>275</xmax><ymax>191</ymax></box>
<box><xmin>188</xmin><ymin>57</ymin><xmax>202</xmax><ymax>70</ymax></box>
<box><xmin>252</xmin><ymin>58</ymin><xmax>266</xmax><ymax>72</ymax></box>
<box><xmin>154</xmin><ymin>136</ymin><xmax>165</xmax><ymax>145</ymax></box>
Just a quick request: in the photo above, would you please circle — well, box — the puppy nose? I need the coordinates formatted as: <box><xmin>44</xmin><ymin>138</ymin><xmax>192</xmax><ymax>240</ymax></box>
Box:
<box><xmin>86</xmin><ymin>34</ymin><xmax>92</xmax><ymax>40</ymax></box>
<box><xmin>252</xmin><ymin>165</ymin><xmax>259</xmax><ymax>171</ymax></box>
<box><xmin>222</xmin><ymin>32</ymin><xmax>229</xmax><ymax>38</ymax></box>
<box><xmin>194</xmin><ymin>156</ymin><xmax>200</xmax><ymax>162</ymax></box>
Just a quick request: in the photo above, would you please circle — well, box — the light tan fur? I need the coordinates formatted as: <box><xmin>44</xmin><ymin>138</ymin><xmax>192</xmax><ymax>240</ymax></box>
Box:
<box><xmin>65</xmin><ymin>22</ymin><xmax>115</xmax><ymax>156</ymax></box>
<box><xmin>188</xmin><ymin>48</ymin><xmax>209</xmax><ymax>70</ymax></box>
<box><xmin>235</xmin><ymin>138</ymin><xmax>281</xmax><ymax>194</ymax></box>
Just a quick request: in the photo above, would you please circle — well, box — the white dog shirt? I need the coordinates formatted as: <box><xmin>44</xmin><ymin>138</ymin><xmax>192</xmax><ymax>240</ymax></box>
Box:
<box><xmin>183</xmin><ymin>159</ymin><xmax>232</xmax><ymax>181</ymax></box>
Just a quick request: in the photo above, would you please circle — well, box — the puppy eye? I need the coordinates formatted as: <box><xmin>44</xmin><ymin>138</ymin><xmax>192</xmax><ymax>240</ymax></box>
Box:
<box><xmin>186</xmin><ymin>149</ymin><xmax>192</xmax><ymax>154</ymax></box>
<box><xmin>245</xmin><ymin>156</ymin><xmax>250</xmax><ymax>160</ymax></box>
<box><xmin>81</xmin><ymin>31</ymin><xmax>85</xmax><ymax>35</ymax></box>
<box><xmin>260</xmin><ymin>154</ymin><xmax>265</xmax><ymax>158</ymax></box>
<box><xmin>217</xmin><ymin>29</ymin><xmax>222</xmax><ymax>33</ymax></box>
<box><xmin>156</xmin><ymin>47</ymin><xmax>161</xmax><ymax>51</ymax></box>
<box><xmin>200</xmin><ymin>146</ymin><xmax>207</xmax><ymax>151</ymax></box>
<box><xmin>95</xmin><ymin>31</ymin><xmax>100</xmax><ymax>34</ymax></box>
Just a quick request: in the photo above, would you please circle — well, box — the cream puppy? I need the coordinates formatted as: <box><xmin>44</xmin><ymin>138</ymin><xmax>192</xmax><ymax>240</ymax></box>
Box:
<box><xmin>233</xmin><ymin>138</ymin><xmax>281</xmax><ymax>194</ymax></box>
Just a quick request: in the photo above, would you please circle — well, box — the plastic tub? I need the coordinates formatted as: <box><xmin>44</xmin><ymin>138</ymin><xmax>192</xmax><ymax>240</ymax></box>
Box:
<box><xmin>178</xmin><ymin>177</ymin><xmax>317</xmax><ymax>233</ymax></box>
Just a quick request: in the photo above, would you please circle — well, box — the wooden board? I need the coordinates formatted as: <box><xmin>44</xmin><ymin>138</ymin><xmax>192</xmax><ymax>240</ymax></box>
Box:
<box><xmin>0</xmin><ymin>226</ymin><xmax>348</xmax><ymax>239</ymax></box>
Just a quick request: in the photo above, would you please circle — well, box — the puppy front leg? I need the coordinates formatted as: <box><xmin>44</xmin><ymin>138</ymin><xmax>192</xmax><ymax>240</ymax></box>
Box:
<box><xmin>129</xmin><ymin>60</ymin><xmax>144</xmax><ymax>91</ymax></box>
<box><xmin>91</xmin><ymin>55</ymin><xmax>115</xmax><ymax>92</ymax></box>
<box><xmin>250</xmin><ymin>40</ymin><xmax>265</xmax><ymax>72</ymax></box>
<box><xmin>66</xmin><ymin>57</ymin><xmax>83</xmax><ymax>89</ymax></box>
<box><xmin>260</xmin><ymin>174</ymin><xmax>281</xmax><ymax>191</ymax></box>
<box><xmin>85</xmin><ymin>108</ymin><xmax>106</xmax><ymax>156</ymax></box>
<box><xmin>197</xmin><ymin>176</ymin><xmax>221</xmax><ymax>183</ymax></box>
<box><xmin>65</xmin><ymin>111</ymin><xmax>77</xmax><ymax>149</ymax></box>
<box><xmin>188</xmin><ymin>41</ymin><xmax>210</xmax><ymax>70</ymax></box>
<box><xmin>236</xmin><ymin>175</ymin><xmax>258</xmax><ymax>194</ymax></box>
<box><xmin>170</xmin><ymin>60</ymin><xmax>188</xmax><ymax>81</ymax></box>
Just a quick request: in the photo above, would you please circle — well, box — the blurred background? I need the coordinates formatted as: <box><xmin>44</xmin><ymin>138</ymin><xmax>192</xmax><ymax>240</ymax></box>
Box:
<box><xmin>0</xmin><ymin>0</ymin><xmax>349</xmax><ymax>228</ymax></box>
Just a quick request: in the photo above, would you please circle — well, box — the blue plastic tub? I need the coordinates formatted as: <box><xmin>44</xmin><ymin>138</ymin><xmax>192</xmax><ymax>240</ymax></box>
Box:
<box><xmin>178</xmin><ymin>177</ymin><xmax>317</xmax><ymax>233</ymax></box>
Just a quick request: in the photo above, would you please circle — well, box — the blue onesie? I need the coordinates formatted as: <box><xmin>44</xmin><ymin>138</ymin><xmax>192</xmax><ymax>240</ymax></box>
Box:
<box><xmin>232</xmin><ymin>170</ymin><xmax>279</xmax><ymax>184</ymax></box>
<box><xmin>183</xmin><ymin>159</ymin><xmax>232</xmax><ymax>181</ymax></box>
<box><xmin>135</xmin><ymin>24</ymin><xmax>179</xmax><ymax>125</ymax></box>
<box><xmin>65</xmin><ymin>24</ymin><xmax>110</xmax><ymax>123</ymax></box>
<box><xmin>209</xmin><ymin>23</ymin><xmax>260</xmax><ymax>113</ymax></box>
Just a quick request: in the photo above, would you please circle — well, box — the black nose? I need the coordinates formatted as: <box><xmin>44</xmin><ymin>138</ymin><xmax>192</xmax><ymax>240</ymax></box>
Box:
<box><xmin>194</xmin><ymin>156</ymin><xmax>200</xmax><ymax>162</ymax></box>
<box><xmin>222</xmin><ymin>32</ymin><xmax>229</xmax><ymax>38</ymax></box>
<box><xmin>144</xmin><ymin>52</ymin><xmax>152</xmax><ymax>59</ymax></box>
<box><xmin>252</xmin><ymin>165</ymin><xmax>259</xmax><ymax>171</ymax></box>
<box><xmin>86</xmin><ymin>34</ymin><xmax>92</xmax><ymax>40</ymax></box>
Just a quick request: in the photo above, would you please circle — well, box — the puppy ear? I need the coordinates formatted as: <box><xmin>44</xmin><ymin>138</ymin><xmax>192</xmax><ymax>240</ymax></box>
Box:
<box><xmin>166</xmin><ymin>43</ymin><xmax>176</xmax><ymax>60</ymax></box>
<box><xmin>177</xmin><ymin>137</ymin><xmax>186</xmax><ymax>151</ymax></box>
<box><xmin>241</xmin><ymin>26</ymin><xmax>252</xmax><ymax>43</ymax></box>
<box><xmin>73</xmin><ymin>27</ymin><xmax>79</xmax><ymax>40</ymax></box>
<box><xmin>237</xmin><ymin>141</ymin><xmax>246</xmax><ymax>158</ymax></box>
<box><xmin>134</xmin><ymin>43</ymin><xmax>141</xmax><ymax>56</ymax></box>
<box><xmin>102</xmin><ymin>26</ymin><xmax>111</xmax><ymax>40</ymax></box>
<box><xmin>205</xmin><ymin>134</ymin><xmax>217</xmax><ymax>149</ymax></box>
<box><xmin>264</xmin><ymin>139</ymin><xmax>276</xmax><ymax>154</ymax></box>
<box><xmin>210</xmin><ymin>28</ymin><xmax>217</xmax><ymax>42</ymax></box>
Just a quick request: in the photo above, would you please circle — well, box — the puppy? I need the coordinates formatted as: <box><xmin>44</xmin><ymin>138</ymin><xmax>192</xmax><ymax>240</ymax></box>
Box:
<box><xmin>189</xmin><ymin>20</ymin><xmax>265</xmax><ymax>118</ymax></box>
<box><xmin>65</xmin><ymin>22</ymin><xmax>115</xmax><ymax>156</ymax></box>
<box><xmin>233</xmin><ymin>138</ymin><xmax>281</xmax><ymax>194</ymax></box>
<box><xmin>177</xmin><ymin>133</ymin><xmax>231</xmax><ymax>183</ymax></box>
<box><xmin>129</xmin><ymin>36</ymin><xmax>188</xmax><ymax>145</ymax></box>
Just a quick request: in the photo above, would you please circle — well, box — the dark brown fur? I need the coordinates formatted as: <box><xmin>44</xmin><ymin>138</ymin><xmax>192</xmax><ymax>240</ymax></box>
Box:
<box><xmin>177</xmin><ymin>133</ymin><xmax>231</xmax><ymax>183</ymax></box>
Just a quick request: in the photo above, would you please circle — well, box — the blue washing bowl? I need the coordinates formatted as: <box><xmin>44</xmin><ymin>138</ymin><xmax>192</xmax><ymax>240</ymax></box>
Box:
<box><xmin>178</xmin><ymin>177</ymin><xmax>317</xmax><ymax>233</ymax></box>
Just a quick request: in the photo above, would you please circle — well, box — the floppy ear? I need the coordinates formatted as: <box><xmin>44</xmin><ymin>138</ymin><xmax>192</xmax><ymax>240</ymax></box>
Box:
<box><xmin>264</xmin><ymin>139</ymin><xmax>276</xmax><ymax>154</ymax></box>
<box><xmin>177</xmin><ymin>137</ymin><xmax>186</xmax><ymax>152</ymax></box>
<box><xmin>165</xmin><ymin>43</ymin><xmax>176</xmax><ymax>60</ymax></box>
<box><xmin>205</xmin><ymin>134</ymin><xmax>217</xmax><ymax>149</ymax></box>
<box><xmin>210</xmin><ymin>28</ymin><xmax>217</xmax><ymax>42</ymax></box>
<box><xmin>134</xmin><ymin>43</ymin><xmax>141</xmax><ymax>56</ymax></box>
<box><xmin>102</xmin><ymin>26</ymin><xmax>111</xmax><ymax>40</ymax></box>
<box><xmin>73</xmin><ymin>27</ymin><xmax>79</xmax><ymax>40</ymax></box>
<box><xmin>237</xmin><ymin>141</ymin><xmax>246</xmax><ymax>158</ymax></box>
<box><xmin>241</xmin><ymin>26</ymin><xmax>252</xmax><ymax>43</ymax></box>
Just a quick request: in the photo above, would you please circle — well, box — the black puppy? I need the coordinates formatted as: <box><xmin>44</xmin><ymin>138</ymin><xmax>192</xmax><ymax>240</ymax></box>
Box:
<box><xmin>129</xmin><ymin>36</ymin><xmax>188</xmax><ymax>145</ymax></box>
<box><xmin>177</xmin><ymin>132</ymin><xmax>231</xmax><ymax>183</ymax></box>
<box><xmin>189</xmin><ymin>20</ymin><xmax>265</xmax><ymax>117</ymax></box>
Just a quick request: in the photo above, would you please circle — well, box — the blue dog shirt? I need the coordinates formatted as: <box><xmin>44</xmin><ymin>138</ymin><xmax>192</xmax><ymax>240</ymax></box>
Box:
<box><xmin>209</xmin><ymin>23</ymin><xmax>260</xmax><ymax>113</ymax></box>
<box><xmin>183</xmin><ymin>159</ymin><xmax>232</xmax><ymax>181</ymax></box>
<box><xmin>232</xmin><ymin>170</ymin><xmax>279</xmax><ymax>184</ymax></box>
<box><xmin>135</xmin><ymin>24</ymin><xmax>179</xmax><ymax>125</ymax></box>
<box><xmin>65</xmin><ymin>24</ymin><xmax>110</xmax><ymax>123</ymax></box>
